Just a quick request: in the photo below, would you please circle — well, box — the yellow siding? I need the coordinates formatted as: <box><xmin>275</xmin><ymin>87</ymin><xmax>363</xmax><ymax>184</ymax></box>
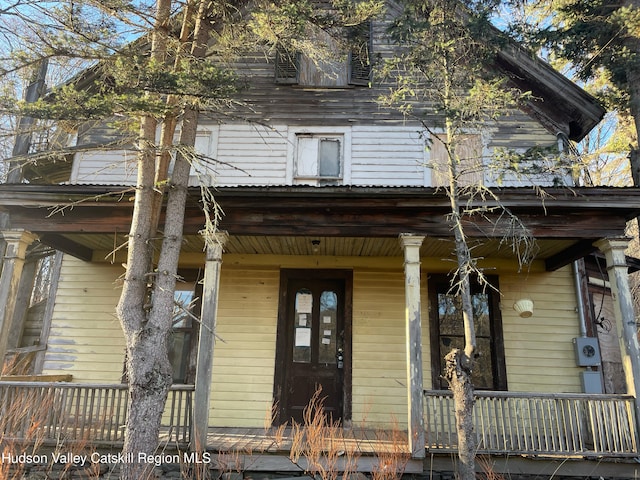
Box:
<box><xmin>352</xmin><ymin>269</ymin><xmax>408</xmax><ymax>427</ymax></box>
<box><xmin>209</xmin><ymin>267</ymin><xmax>280</xmax><ymax>427</ymax></box>
<box><xmin>42</xmin><ymin>253</ymin><xmax>587</xmax><ymax>430</ymax></box>
<box><xmin>499</xmin><ymin>266</ymin><xmax>583</xmax><ymax>393</ymax></box>
<box><xmin>43</xmin><ymin>256</ymin><xmax>125</xmax><ymax>383</ymax></box>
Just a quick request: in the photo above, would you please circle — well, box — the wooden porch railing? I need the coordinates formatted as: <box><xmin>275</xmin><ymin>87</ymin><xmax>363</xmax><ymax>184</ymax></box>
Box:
<box><xmin>424</xmin><ymin>390</ymin><xmax>639</xmax><ymax>457</ymax></box>
<box><xmin>0</xmin><ymin>382</ymin><xmax>193</xmax><ymax>446</ymax></box>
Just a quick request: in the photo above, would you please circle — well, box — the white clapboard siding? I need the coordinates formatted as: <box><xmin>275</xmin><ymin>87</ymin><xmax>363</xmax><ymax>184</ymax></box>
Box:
<box><xmin>211</xmin><ymin>124</ymin><xmax>288</xmax><ymax>186</ymax></box>
<box><xmin>350</xmin><ymin>126</ymin><xmax>426</xmax><ymax>186</ymax></box>
<box><xmin>71</xmin><ymin>150</ymin><xmax>138</xmax><ymax>185</ymax></box>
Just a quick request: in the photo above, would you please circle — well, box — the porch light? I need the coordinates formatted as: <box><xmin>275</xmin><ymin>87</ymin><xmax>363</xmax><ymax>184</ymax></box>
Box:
<box><xmin>513</xmin><ymin>298</ymin><xmax>534</xmax><ymax>318</ymax></box>
<box><xmin>311</xmin><ymin>239</ymin><xmax>320</xmax><ymax>254</ymax></box>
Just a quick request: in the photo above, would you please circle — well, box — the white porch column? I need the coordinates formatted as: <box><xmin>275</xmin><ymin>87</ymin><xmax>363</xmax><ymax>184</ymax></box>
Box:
<box><xmin>399</xmin><ymin>233</ymin><xmax>426</xmax><ymax>459</ymax></box>
<box><xmin>192</xmin><ymin>231</ymin><xmax>228</xmax><ymax>452</ymax></box>
<box><xmin>0</xmin><ymin>230</ymin><xmax>38</xmax><ymax>367</ymax></box>
<box><xmin>594</xmin><ymin>237</ymin><xmax>640</xmax><ymax>421</ymax></box>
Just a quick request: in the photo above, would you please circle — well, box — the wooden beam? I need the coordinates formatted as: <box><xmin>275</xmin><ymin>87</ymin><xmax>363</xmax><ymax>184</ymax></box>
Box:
<box><xmin>192</xmin><ymin>232</ymin><xmax>228</xmax><ymax>451</ymax></box>
<box><xmin>39</xmin><ymin>234</ymin><xmax>93</xmax><ymax>261</ymax></box>
<box><xmin>0</xmin><ymin>186</ymin><xmax>638</xmax><ymax>241</ymax></box>
<box><xmin>545</xmin><ymin>239</ymin><xmax>597</xmax><ymax>271</ymax></box>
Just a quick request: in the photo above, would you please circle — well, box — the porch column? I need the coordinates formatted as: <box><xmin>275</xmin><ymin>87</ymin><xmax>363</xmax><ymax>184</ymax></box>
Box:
<box><xmin>399</xmin><ymin>233</ymin><xmax>426</xmax><ymax>459</ymax></box>
<box><xmin>594</xmin><ymin>237</ymin><xmax>640</xmax><ymax>421</ymax></box>
<box><xmin>0</xmin><ymin>230</ymin><xmax>38</xmax><ymax>368</ymax></box>
<box><xmin>192</xmin><ymin>231</ymin><xmax>228</xmax><ymax>452</ymax></box>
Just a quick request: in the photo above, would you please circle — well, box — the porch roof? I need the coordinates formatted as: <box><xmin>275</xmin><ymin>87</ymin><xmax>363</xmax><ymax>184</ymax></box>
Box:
<box><xmin>0</xmin><ymin>184</ymin><xmax>638</xmax><ymax>270</ymax></box>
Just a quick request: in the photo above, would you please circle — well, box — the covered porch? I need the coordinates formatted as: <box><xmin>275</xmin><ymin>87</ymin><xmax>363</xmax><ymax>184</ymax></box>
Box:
<box><xmin>1</xmin><ymin>185</ymin><xmax>640</xmax><ymax>475</ymax></box>
<box><xmin>0</xmin><ymin>380</ymin><xmax>637</xmax><ymax>461</ymax></box>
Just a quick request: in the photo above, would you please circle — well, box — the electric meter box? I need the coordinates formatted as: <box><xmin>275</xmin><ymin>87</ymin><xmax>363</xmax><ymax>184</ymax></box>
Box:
<box><xmin>573</xmin><ymin>337</ymin><xmax>601</xmax><ymax>367</ymax></box>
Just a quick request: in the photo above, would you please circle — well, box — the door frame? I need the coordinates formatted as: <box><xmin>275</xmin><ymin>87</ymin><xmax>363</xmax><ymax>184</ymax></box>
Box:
<box><xmin>273</xmin><ymin>268</ymin><xmax>353</xmax><ymax>425</ymax></box>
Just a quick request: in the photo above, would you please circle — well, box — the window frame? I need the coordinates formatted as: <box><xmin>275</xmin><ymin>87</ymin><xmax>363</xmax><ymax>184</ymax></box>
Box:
<box><xmin>428</xmin><ymin>274</ymin><xmax>507</xmax><ymax>391</ymax></box>
<box><xmin>287</xmin><ymin>128</ymin><xmax>352</xmax><ymax>185</ymax></box>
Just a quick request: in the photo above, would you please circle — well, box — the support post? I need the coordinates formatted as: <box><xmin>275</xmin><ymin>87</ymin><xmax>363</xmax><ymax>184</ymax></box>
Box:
<box><xmin>594</xmin><ymin>238</ymin><xmax>640</xmax><ymax>422</ymax></box>
<box><xmin>192</xmin><ymin>231</ymin><xmax>228</xmax><ymax>452</ymax></box>
<box><xmin>0</xmin><ymin>230</ymin><xmax>38</xmax><ymax>369</ymax></box>
<box><xmin>399</xmin><ymin>233</ymin><xmax>426</xmax><ymax>459</ymax></box>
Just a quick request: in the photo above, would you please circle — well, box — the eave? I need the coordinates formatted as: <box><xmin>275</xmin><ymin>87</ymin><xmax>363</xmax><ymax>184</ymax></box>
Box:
<box><xmin>0</xmin><ymin>184</ymin><xmax>636</xmax><ymax>270</ymax></box>
<box><xmin>495</xmin><ymin>44</ymin><xmax>605</xmax><ymax>141</ymax></box>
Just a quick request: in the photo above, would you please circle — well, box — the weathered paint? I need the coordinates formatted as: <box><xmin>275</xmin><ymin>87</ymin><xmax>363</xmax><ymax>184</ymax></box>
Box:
<box><xmin>42</xmin><ymin>256</ymin><xmax>125</xmax><ymax>383</ymax></box>
<box><xmin>399</xmin><ymin>234</ymin><xmax>425</xmax><ymax>458</ymax></box>
<box><xmin>0</xmin><ymin>231</ymin><xmax>39</xmax><ymax>365</ymax></box>
<box><xmin>193</xmin><ymin>232</ymin><xmax>227</xmax><ymax>448</ymax></box>
<box><xmin>41</xmin><ymin>254</ymin><xmax>589</xmax><ymax>429</ymax></box>
<box><xmin>594</xmin><ymin>238</ymin><xmax>640</xmax><ymax>423</ymax></box>
<box><xmin>71</xmin><ymin>123</ymin><xmax>559</xmax><ymax>189</ymax></box>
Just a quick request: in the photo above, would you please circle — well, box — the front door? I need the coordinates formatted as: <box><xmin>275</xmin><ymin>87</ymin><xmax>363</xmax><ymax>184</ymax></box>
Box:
<box><xmin>274</xmin><ymin>270</ymin><xmax>351</xmax><ymax>425</ymax></box>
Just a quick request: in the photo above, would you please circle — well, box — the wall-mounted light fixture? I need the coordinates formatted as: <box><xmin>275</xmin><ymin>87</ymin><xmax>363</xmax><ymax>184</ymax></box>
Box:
<box><xmin>311</xmin><ymin>239</ymin><xmax>320</xmax><ymax>254</ymax></box>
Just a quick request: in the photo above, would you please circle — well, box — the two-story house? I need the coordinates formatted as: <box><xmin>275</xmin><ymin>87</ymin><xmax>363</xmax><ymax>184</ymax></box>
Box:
<box><xmin>1</xmin><ymin>4</ymin><xmax>640</xmax><ymax>478</ymax></box>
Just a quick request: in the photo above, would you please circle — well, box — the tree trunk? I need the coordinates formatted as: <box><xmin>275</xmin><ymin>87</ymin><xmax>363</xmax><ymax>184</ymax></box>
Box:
<box><xmin>116</xmin><ymin>1</ymin><xmax>214</xmax><ymax>477</ymax></box>
<box><xmin>444</xmin><ymin>349</ymin><xmax>476</xmax><ymax>480</ymax></box>
<box><xmin>118</xmin><ymin>114</ymin><xmax>170</xmax><ymax>480</ymax></box>
<box><xmin>624</xmin><ymin>0</ymin><xmax>640</xmax><ymax>186</ymax></box>
<box><xmin>443</xmin><ymin>80</ymin><xmax>477</xmax><ymax>478</ymax></box>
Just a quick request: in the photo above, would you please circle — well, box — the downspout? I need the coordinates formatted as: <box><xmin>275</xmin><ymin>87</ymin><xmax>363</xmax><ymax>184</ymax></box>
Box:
<box><xmin>560</xmin><ymin>132</ymin><xmax>603</xmax><ymax>392</ymax></box>
<box><xmin>560</xmin><ymin>131</ymin><xmax>589</xmax><ymax>339</ymax></box>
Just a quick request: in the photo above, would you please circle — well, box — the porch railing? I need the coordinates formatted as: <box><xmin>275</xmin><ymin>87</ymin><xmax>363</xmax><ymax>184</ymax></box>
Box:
<box><xmin>0</xmin><ymin>381</ymin><xmax>193</xmax><ymax>446</ymax></box>
<box><xmin>424</xmin><ymin>390</ymin><xmax>639</xmax><ymax>457</ymax></box>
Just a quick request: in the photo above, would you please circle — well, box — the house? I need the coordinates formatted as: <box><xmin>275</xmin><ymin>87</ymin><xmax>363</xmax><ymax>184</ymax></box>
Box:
<box><xmin>1</xmin><ymin>3</ymin><xmax>640</xmax><ymax>478</ymax></box>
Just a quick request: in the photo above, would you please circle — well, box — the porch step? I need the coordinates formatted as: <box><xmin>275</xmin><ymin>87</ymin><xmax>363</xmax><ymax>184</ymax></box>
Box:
<box><xmin>229</xmin><ymin>454</ymin><xmax>424</xmax><ymax>474</ymax></box>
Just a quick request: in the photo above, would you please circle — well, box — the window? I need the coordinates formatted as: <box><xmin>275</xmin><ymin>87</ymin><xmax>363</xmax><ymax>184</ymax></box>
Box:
<box><xmin>168</xmin><ymin>270</ymin><xmax>203</xmax><ymax>384</ymax></box>
<box><xmin>295</xmin><ymin>134</ymin><xmax>343</xmax><ymax>184</ymax></box>
<box><xmin>274</xmin><ymin>21</ymin><xmax>372</xmax><ymax>87</ymax></box>
<box><xmin>348</xmin><ymin>21</ymin><xmax>372</xmax><ymax>86</ymax></box>
<box><xmin>168</xmin><ymin>284</ymin><xmax>198</xmax><ymax>384</ymax></box>
<box><xmin>429</xmin><ymin>134</ymin><xmax>484</xmax><ymax>187</ymax></box>
<box><xmin>429</xmin><ymin>274</ymin><xmax>507</xmax><ymax>390</ymax></box>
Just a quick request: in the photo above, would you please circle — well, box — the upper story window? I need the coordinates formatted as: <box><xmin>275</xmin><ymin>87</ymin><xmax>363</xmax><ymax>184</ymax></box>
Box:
<box><xmin>295</xmin><ymin>134</ymin><xmax>343</xmax><ymax>184</ymax></box>
<box><xmin>429</xmin><ymin>133</ymin><xmax>484</xmax><ymax>187</ymax></box>
<box><xmin>275</xmin><ymin>21</ymin><xmax>372</xmax><ymax>88</ymax></box>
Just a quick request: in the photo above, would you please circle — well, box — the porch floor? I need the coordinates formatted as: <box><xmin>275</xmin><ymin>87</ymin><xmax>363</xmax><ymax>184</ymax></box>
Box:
<box><xmin>162</xmin><ymin>427</ymin><xmax>424</xmax><ymax>473</ymax></box>
<box><xmin>202</xmin><ymin>427</ymin><xmax>410</xmax><ymax>454</ymax></box>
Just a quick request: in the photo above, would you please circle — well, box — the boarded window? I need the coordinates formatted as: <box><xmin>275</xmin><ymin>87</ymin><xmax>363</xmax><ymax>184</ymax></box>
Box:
<box><xmin>429</xmin><ymin>134</ymin><xmax>484</xmax><ymax>187</ymax></box>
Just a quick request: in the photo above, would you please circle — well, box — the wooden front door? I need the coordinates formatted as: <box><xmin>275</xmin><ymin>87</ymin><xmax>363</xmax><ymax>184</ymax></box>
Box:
<box><xmin>274</xmin><ymin>270</ymin><xmax>352</xmax><ymax>425</ymax></box>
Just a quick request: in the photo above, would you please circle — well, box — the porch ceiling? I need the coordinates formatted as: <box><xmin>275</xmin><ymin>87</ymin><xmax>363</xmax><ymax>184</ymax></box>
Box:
<box><xmin>0</xmin><ymin>184</ymin><xmax>638</xmax><ymax>271</ymax></box>
<box><xmin>51</xmin><ymin>232</ymin><xmax>578</xmax><ymax>262</ymax></box>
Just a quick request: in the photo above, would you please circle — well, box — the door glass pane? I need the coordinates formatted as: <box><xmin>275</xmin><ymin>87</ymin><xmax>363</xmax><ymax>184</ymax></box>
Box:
<box><xmin>318</xmin><ymin>291</ymin><xmax>337</xmax><ymax>364</ymax></box>
<box><xmin>293</xmin><ymin>289</ymin><xmax>313</xmax><ymax>363</ymax></box>
<box><xmin>319</xmin><ymin>139</ymin><xmax>340</xmax><ymax>177</ymax></box>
